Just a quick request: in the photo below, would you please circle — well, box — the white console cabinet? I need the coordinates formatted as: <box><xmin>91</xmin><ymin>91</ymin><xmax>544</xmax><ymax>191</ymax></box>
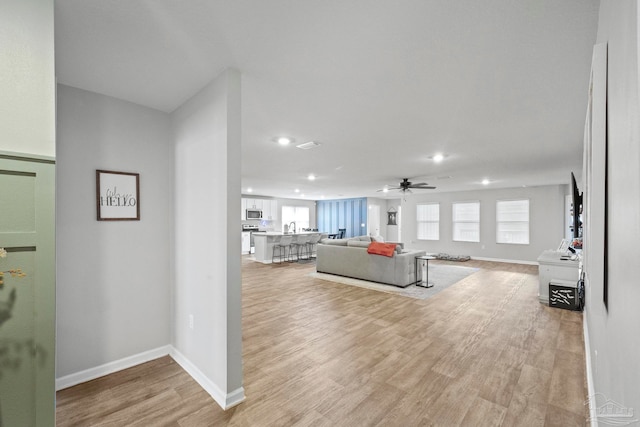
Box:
<box><xmin>537</xmin><ymin>250</ymin><xmax>580</xmax><ymax>304</ymax></box>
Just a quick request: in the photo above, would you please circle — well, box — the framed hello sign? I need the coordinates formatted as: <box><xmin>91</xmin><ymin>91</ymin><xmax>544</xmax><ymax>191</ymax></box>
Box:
<box><xmin>96</xmin><ymin>170</ymin><xmax>140</xmax><ymax>221</ymax></box>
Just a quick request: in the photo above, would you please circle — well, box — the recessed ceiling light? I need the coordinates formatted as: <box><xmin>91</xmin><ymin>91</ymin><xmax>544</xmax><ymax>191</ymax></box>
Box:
<box><xmin>382</xmin><ymin>188</ymin><xmax>389</xmax><ymax>193</ymax></box>
<box><xmin>308</xmin><ymin>174</ymin><xmax>316</xmax><ymax>181</ymax></box>
<box><xmin>247</xmin><ymin>187</ymin><xmax>253</xmax><ymax>193</ymax></box>
<box><xmin>482</xmin><ymin>179</ymin><xmax>490</xmax><ymax>185</ymax></box>
<box><xmin>273</xmin><ymin>136</ymin><xmax>294</xmax><ymax>146</ymax></box>
<box><xmin>294</xmin><ymin>188</ymin><xmax>300</xmax><ymax>193</ymax></box>
<box><xmin>429</xmin><ymin>153</ymin><xmax>447</xmax><ymax>162</ymax></box>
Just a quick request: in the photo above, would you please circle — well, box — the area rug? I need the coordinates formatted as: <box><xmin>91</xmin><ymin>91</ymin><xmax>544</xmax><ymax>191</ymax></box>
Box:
<box><xmin>308</xmin><ymin>264</ymin><xmax>479</xmax><ymax>300</ymax></box>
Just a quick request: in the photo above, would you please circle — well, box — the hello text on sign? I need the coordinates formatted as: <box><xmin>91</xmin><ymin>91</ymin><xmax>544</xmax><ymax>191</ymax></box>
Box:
<box><xmin>96</xmin><ymin>170</ymin><xmax>140</xmax><ymax>221</ymax></box>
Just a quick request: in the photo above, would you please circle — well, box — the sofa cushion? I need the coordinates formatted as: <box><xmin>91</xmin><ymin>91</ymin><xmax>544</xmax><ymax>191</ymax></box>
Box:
<box><xmin>370</xmin><ymin>235</ymin><xmax>385</xmax><ymax>242</ymax></box>
<box><xmin>346</xmin><ymin>236</ymin><xmax>371</xmax><ymax>243</ymax></box>
<box><xmin>367</xmin><ymin>242</ymin><xmax>397</xmax><ymax>257</ymax></box>
<box><xmin>320</xmin><ymin>238</ymin><xmax>348</xmax><ymax>246</ymax></box>
<box><xmin>347</xmin><ymin>240</ymin><xmax>370</xmax><ymax>248</ymax></box>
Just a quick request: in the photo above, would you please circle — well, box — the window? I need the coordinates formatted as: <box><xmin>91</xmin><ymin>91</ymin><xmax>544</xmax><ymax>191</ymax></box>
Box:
<box><xmin>496</xmin><ymin>199</ymin><xmax>529</xmax><ymax>244</ymax></box>
<box><xmin>281</xmin><ymin>206</ymin><xmax>310</xmax><ymax>231</ymax></box>
<box><xmin>417</xmin><ymin>203</ymin><xmax>439</xmax><ymax>240</ymax></box>
<box><xmin>452</xmin><ymin>201</ymin><xmax>480</xmax><ymax>242</ymax></box>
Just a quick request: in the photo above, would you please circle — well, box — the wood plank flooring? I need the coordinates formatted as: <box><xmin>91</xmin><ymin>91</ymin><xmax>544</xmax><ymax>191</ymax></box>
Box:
<box><xmin>56</xmin><ymin>258</ymin><xmax>589</xmax><ymax>426</ymax></box>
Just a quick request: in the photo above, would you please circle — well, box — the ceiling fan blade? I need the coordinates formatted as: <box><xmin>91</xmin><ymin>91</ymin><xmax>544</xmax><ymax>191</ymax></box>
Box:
<box><xmin>409</xmin><ymin>183</ymin><xmax>436</xmax><ymax>189</ymax></box>
<box><xmin>377</xmin><ymin>185</ymin><xmax>402</xmax><ymax>192</ymax></box>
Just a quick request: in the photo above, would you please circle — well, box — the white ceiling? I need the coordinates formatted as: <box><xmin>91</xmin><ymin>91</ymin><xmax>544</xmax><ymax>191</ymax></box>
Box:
<box><xmin>55</xmin><ymin>0</ymin><xmax>600</xmax><ymax>200</ymax></box>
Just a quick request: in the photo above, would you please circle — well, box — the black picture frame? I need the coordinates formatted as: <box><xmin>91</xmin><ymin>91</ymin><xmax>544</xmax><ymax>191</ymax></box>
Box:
<box><xmin>387</xmin><ymin>211</ymin><xmax>397</xmax><ymax>226</ymax></box>
<box><xmin>96</xmin><ymin>170</ymin><xmax>140</xmax><ymax>221</ymax></box>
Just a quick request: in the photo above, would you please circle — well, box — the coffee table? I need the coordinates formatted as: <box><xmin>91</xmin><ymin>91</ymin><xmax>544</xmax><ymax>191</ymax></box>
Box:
<box><xmin>414</xmin><ymin>255</ymin><xmax>436</xmax><ymax>288</ymax></box>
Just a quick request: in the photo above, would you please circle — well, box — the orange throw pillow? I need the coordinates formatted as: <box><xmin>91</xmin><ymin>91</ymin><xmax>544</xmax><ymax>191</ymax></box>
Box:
<box><xmin>367</xmin><ymin>242</ymin><xmax>397</xmax><ymax>257</ymax></box>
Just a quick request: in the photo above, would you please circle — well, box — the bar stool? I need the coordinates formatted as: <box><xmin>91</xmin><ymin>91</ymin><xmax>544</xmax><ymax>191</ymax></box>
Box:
<box><xmin>292</xmin><ymin>234</ymin><xmax>310</xmax><ymax>261</ymax></box>
<box><xmin>307</xmin><ymin>233</ymin><xmax>321</xmax><ymax>259</ymax></box>
<box><xmin>289</xmin><ymin>234</ymin><xmax>302</xmax><ymax>262</ymax></box>
<box><xmin>272</xmin><ymin>235</ymin><xmax>292</xmax><ymax>263</ymax></box>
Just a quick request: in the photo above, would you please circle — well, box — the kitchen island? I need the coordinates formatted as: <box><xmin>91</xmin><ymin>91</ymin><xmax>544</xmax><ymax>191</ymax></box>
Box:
<box><xmin>252</xmin><ymin>231</ymin><xmax>327</xmax><ymax>264</ymax></box>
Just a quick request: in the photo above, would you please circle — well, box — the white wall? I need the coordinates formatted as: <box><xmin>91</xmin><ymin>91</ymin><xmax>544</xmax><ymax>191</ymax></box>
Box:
<box><xmin>584</xmin><ymin>0</ymin><xmax>640</xmax><ymax>418</ymax></box>
<box><xmin>0</xmin><ymin>0</ymin><xmax>55</xmax><ymax>157</ymax></box>
<box><xmin>401</xmin><ymin>185</ymin><xmax>567</xmax><ymax>263</ymax></box>
<box><xmin>56</xmin><ymin>85</ymin><xmax>173</xmax><ymax>377</ymax></box>
<box><xmin>172</xmin><ymin>69</ymin><xmax>243</xmax><ymax>407</ymax></box>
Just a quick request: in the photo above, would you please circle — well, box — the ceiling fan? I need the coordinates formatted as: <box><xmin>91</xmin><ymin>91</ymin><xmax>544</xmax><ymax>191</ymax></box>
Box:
<box><xmin>378</xmin><ymin>178</ymin><xmax>436</xmax><ymax>193</ymax></box>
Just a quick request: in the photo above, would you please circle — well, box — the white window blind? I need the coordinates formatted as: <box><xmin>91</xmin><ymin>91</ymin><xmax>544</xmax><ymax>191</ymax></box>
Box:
<box><xmin>417</xmin><ymin>203</ymin><xmax>439</xmax><ymax>240</ymax></box>
<box><xmin>281</xmin><ymin>206</ymin><xmax>310</xmax><ymax>231</ymax></box>
<box><xmin>452</xmin><ymin>201</ymin><xmax>480</xmax><ymax>242</ymax></box>
<box><xmin>496</xmin><ymin>199</ymin><xmax>530</xmax><ymax>244</ymax></box>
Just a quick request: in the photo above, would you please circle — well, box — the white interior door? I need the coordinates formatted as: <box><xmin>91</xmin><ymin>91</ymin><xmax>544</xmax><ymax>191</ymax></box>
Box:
<box><xmin>368</xmin><ymin>205</ymin><xmax>380</xmax><ymax>236</ymax></box>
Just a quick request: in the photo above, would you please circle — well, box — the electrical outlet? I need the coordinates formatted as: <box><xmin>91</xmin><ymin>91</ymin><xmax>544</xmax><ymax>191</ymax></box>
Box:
<box><xmin>189</xmin><ymin>314</ymin><xmax>194</xmax><ymax>330</ymax></box>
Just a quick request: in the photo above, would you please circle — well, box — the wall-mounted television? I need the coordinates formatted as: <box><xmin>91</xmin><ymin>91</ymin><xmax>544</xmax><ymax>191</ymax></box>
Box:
<box><xmin>571</xmin><ymin>172</ymin><xmax>583</xmax><ymax>239</ymax></box>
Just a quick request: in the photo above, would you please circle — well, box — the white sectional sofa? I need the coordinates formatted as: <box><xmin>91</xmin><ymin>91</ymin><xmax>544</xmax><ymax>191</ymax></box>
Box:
<box><xmin>316</xmin><ymin>236</ymin><xmax>426</xmax><ymax>287</ymax></box>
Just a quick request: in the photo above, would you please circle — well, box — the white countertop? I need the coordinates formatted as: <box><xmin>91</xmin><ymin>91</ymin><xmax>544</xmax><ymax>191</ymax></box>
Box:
<box><xmin>253</xmin><ymin>231</ymin><xmax>324</xmax><ymax>237</ymax></box>
<box><xmin>537</xmin><ymin>249</ymin><xmax>580</xmax><ymax>266</ymax></box>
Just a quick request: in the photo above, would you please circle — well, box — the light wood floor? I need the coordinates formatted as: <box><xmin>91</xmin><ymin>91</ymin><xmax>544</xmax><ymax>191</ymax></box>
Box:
<box><xmin>57</xmin><ymin>258</ymin><xmax>588</xmax><ymax>426</ymax></box>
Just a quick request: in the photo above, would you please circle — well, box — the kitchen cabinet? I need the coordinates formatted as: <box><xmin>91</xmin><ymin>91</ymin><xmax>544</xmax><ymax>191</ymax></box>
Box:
<box><xmin>241</xmin><ymin>231</ymin><xmax>251</xmax><ymax>254</ymax></box>
<box><xmin>241</xmin><ymin>198</ymin><xmax>278</xmax><ymax>220</ymax></box>
<box><xmin>245</xmin><ymin>198</ymin><xmax>263</xmax><ymax>210</ymax></box>
<box><xmin>263</xmin><ymin>199</ymin><xmax>278</xmax><ymax>220</ymax></box>
<box><xmin>241</xmin><ymin>199</ymin><xmax>247</xmax><ymax>220</ymax></box>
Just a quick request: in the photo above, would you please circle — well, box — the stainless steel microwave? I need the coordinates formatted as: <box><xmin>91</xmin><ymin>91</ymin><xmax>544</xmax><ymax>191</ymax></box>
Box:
<box><xmin>246</xmin><ymin>209</ymin><xmax>262</xmax><ymax>219</ymax></box>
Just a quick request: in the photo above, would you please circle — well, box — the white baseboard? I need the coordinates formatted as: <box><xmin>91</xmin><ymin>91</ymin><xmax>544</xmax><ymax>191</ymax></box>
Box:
<box><xmin>56</xmin><ymin>345</ymin><xmax>246</xmax><ymax>411</ymax></box>
<box><xmin>583</xmin><ymin>311</ymin><xmax>598</xmax><ymax>427</ymax></box>
<box><xmin>56</xmin><ymin>345</ymin><xmax>172</xmax><ymax>391</ymax></box>
<box><xmin>170</xmin><ymin>347</ymin><xmax>245</xmax><ymax>410</ymax></box>
<box><xmin>470</xmin><ymin>256</ymin><xmax>538</xmax><ymax>265</ymax></box>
